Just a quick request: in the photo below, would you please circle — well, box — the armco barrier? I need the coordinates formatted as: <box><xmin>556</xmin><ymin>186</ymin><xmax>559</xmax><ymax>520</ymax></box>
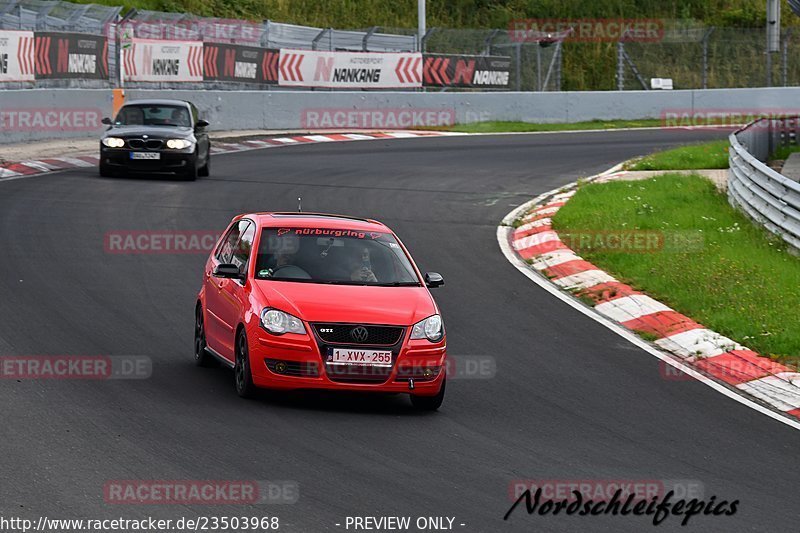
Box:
<box><xmin>729</xmin><ymin>117</ymin><xmax>800</xmax><ymax>250</ymax></box>
<box><xmin>5</xmin><ymin>86</ymin><xmax>800</xmax><ymax>144</ymax></box>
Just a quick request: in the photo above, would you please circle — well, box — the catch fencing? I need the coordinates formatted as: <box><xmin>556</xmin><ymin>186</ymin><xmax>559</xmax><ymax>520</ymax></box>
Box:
<box><xmin>0</xmin><ymin>0</ymin><xmax>549</xmax><ymax>91</ymax></box>
<box><xmin>729</xmin><ymin>117</ymin><xmax>800</xmax><ymax>250</ymax></box>
<box><xmin>2</xmin><ymin>0</ymin><xmax>798</xmax><ymax>92</ymax></box>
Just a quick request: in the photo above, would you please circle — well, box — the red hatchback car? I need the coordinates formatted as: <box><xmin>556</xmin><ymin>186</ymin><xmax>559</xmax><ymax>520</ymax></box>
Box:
<box><xmin>195</xmin><ymin>213</ymin><xmax>447</xmax><ymax>410</ymax></box>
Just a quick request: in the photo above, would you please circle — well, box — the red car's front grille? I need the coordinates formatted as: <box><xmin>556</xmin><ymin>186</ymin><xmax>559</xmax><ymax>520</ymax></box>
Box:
<box><xmin>312</xmin><ymin>323</ymin><xmax>405</xmax><ymax>346</ymax></box>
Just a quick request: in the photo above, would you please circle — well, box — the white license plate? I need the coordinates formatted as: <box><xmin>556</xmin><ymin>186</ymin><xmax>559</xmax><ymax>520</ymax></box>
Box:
<box><xmin>130</xmin><ymin>152</ymin><xmax>160</xmax><ymax>160</ymax></box>
<box><xmin>327</xmin><ymin>348</ymin><xmax>392</xmax><ymax>367</ymax></box>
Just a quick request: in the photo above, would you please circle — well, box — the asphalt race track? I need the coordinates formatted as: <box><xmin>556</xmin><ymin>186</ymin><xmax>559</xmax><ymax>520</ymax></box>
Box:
<box><xmin>1</xmin><ymin>129</ymin><xmax>798</xmax><ymax>532</ymax></box>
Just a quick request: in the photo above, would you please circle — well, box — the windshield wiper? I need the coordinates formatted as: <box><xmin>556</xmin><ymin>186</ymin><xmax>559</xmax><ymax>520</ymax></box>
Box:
<box><xmin>372</xmin><ymin>282</ymin><xmax>421</xmax><ymax>287</ymax></box>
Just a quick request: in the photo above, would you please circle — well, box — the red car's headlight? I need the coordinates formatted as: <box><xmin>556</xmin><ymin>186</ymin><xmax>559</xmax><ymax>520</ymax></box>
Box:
<box><xmin>410</xmin><ymin>315</ymin><xmax>444</xmax><ymax>342</ymax></box>
<box><xmin>260</xmin><ymin>308</ymin><xmax>306</xmax><ymax>335</ymax></box>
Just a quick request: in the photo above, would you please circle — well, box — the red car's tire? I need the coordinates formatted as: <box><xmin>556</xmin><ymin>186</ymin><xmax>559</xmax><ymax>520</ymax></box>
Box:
<box><xmin>410</xmin><ymin>376</ymin><xmax>446</xmax><ymax>411</ymax></box>
<box><xmin>194</xmin><ymin>305</ymin><xmax>213</xmax><ymax>367</ymax></box>
<box><xmin>235</xmin><ymin>329</ymin><xmax>257</xmax><ymax>398</ymax></box>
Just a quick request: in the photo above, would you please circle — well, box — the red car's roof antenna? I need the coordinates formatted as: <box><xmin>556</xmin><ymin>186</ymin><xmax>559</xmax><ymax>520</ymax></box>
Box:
<box><xmin>298</xmin><ymin>197</ymin><xmax>302</xmax><ymax>213</ymax></box>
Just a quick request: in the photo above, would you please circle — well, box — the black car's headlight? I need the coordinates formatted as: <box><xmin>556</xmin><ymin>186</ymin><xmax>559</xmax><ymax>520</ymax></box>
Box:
<box><xmin>166</xmin><ymin>139</ymin><xmax>194</xmax><ymax>149</ymax></box>
<box><xmin>410</xmin><ymin>315</ymin><xmax>444</xmax><ymax>342</ymax></box>
<box><xmin>260</xmin><ymin>308</ymin><xmax>306</xmax><ymax>335</ymax></box>
<box><xmin>102</xmin><ymin>137</ymin><xmax>125</xmax><ymax>148</ymax></box>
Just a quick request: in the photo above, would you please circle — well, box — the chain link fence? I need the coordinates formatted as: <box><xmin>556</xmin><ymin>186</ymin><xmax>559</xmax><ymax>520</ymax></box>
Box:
<box><xmin>620</xmin><ymin>22</ymin><xmax>800</xmax><ymax>90</ymax></box>
<box><xmin>2</xmin><ymin>0</ymin><xmax>799</xmax><ymax>93</ymax></box>
<box><xmin>415</xmin><ymin>27</ymin><xmax>563</xmax><ymax>91</ymax></box>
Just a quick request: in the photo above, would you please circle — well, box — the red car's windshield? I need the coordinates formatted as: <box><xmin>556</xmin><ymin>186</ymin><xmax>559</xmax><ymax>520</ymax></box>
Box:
<box><xmin>254</xmin><ymin>228</ymin><xmax>420</xmax><ymax>286</ymax></box>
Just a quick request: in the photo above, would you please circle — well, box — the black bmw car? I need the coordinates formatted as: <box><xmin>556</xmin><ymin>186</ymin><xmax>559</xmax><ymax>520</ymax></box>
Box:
<box><xmin>99</xmin><ymin>99</ymin><xmax>211</xmax><ymax>181</ymax></box>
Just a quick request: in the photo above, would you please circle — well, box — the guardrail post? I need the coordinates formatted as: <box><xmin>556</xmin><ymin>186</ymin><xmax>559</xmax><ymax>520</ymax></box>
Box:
<box><xmin>362</xmin><ymin>26</ymin><xmax>378</xmax><ymax>51</ymax></box>
<box><xmin>420</xmin><ymin>27</ymin><xmax>436</xmax><ymax>53</ymax></box>
<box><xmin>484</xmin><ymin>29</ymin><xmax>499</xmax><ymax>55</ymax></box>
<box><xmin>783</xmin><ymin>28</ymin><xmax>792</xmax><ymax>86</ymax></box>
<box><xmin>312</xmin><ymin>28</ymin><xmax>328</xmax><ymax>50</ymax></box>
<box><xmin>261</xmin><ymin>19</ymin><xmax>270</xmax><ymax>48</ymax></box>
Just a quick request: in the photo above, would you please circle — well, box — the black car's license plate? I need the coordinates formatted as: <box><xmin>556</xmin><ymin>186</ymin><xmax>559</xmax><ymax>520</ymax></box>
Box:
<box><xmin>130</xmin><ymin>152</ymin><xmax>160</xmax><ymax>160</ymax></box>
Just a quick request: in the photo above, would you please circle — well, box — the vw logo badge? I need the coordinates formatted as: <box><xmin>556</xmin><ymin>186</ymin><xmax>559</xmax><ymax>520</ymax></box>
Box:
<box><xmin>142</xmin><ymin>134</ymin><xmax>148</xmax><ymax>139</ymax></box>
<box><xmin>350</xmin><ymin>326</ymin><xmax>369</xmax><ymax>343</ymax></box>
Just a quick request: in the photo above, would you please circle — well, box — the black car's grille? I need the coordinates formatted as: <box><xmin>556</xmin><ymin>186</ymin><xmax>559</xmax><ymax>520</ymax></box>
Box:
<box><xmin>125</xmin><ymin>138</ymin><xmax>163</xmax><ymax>150</ymax></box>
<box><xmin>265</xmin><ymin>359</ymin><xmax>319</xmax><ymax>378</ymax></box>
<box><xmin>313</xmin><ymin>324</ymin><xmax>405</xmax><ymax>346</ymax></box>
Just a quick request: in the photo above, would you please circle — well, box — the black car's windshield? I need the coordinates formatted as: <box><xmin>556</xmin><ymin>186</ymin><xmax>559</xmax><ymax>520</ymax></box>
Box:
<box><xmin>114</xmin><ymin>105</ymin><xmax>192</xmax><ymax>127</ymax></box>
<box><xmin>255</xmin><ymin>228</ymin><xmax>420</xmax><ymax>286</ymax></box>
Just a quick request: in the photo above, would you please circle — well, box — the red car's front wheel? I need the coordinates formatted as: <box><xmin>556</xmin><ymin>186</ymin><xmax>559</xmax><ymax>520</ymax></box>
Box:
<box><xmin>235</xmin><ymin>330</ymin><xmax>257</xmax><ymax>398</ymax></box>
<box><xmin>410</xmin><ymin>376</ymin><xmax>446</xmax><ymax>411</ymax></box>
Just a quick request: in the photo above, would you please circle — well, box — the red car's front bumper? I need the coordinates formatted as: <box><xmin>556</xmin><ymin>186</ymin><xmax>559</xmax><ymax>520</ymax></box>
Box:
<box><xmin>246</xmin><ymin>322</ymin><xmax>446</xmax><ymax>395</ymax></box>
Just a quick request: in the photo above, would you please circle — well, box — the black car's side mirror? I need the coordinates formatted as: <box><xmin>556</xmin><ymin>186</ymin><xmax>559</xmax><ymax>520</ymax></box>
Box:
<box><xmin>101</xmin><ymin>117</ymin><xmax>112</xmax><ymax>125</ymax></box>
<box><xmin>213</xmin><ymin>263</ymin><xmax>244</xmax><ymax>279</ymax></box>
<box><xmin>424</xmin><ymin>272</ymin><xmax>444</xmax><ymax>288</ymax></box>
<box><xmin>195</xmin><ymin>119</ymin><xmax>209</xmax><ymax>129</ymax></box>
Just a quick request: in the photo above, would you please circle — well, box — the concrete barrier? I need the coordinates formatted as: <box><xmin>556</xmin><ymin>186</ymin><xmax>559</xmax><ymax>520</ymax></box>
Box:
<box><xmin>3</xmin><ymin>87</ymin><xmax>800</xmax><ymax>144</ymax></box>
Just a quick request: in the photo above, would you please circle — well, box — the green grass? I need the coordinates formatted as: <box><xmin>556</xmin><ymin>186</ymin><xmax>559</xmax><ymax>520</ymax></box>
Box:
<box><xmin>625</xmin><ymin>140</ymin><xmax>730</xmax><ymax>171</ymax></box>
<box><xmin>552</xmin><ymin>173</ymin><xmax>800</xmax><ymax>361</ymax></box>
<box><xmin>772</xmin><ymin>144</ymin><xmax>800</xmax><ymax>161</ymax></box>
<box><xmin>430</xmin><ymin>119</ymin><xmax>664</xmax><ymax>134</ymax></box>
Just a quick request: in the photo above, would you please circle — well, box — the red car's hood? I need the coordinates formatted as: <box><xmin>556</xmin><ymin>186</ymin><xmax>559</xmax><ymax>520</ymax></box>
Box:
<box><xmin>252</xmin><ymin>280</ymin><xmax>436</xmax><ymax>325</ymax></box>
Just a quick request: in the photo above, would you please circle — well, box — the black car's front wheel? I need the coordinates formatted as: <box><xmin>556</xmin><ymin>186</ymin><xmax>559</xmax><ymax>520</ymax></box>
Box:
<box><xmin>198</xmin><ymin>153</ymin><xmax>210</xmax><ymax>177</ymax></box>
<box><xmin>184</xmin><ymin>159</ymin><xmax>198</xmax><ymax>181</ymax></box>
<box><xmin>234</xmin><ymin>329</ymin><xmax>257</xmax><ymax>398</ymax></box>
<box><xmin>99</xmin><ymin>162</ymin><xmax>112</xmax><ymax>178</ymax></box>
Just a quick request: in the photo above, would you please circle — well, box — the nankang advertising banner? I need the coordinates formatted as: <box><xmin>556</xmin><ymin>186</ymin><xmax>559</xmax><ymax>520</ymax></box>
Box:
<box><xmin>423</xmin><ymin>54</ymin><xmax>511</xmax><ymax>89</ymax></box>
<box><xmin>278</xmin><ymin>49</ymin><xmax>422</xmax><ymax>89</ymax></box>
<box><xmin>0</xmin><ymin>30</ymin><xmax>35</xmax><ymax>82</ymax></box>
<box><xmin>122</xmin><ymin>38</ymin><xmax>203</xmax><ymax>82</ymax></box>
<box><xmin>203</xmin><ymin>43</ymin><xmax>279</xmax><ymax>84</ymax></box>
<box><xmin>34</xmin><ymin>32</ymin><xmax>108</xmax><ymax>80</ymax></box>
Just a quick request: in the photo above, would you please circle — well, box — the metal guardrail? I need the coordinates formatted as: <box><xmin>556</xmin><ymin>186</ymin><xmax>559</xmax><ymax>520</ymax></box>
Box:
<box><xmin>728</xmin><ymin>117</ymin><xmax>800</xmax><ymax>250</ymax></box>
